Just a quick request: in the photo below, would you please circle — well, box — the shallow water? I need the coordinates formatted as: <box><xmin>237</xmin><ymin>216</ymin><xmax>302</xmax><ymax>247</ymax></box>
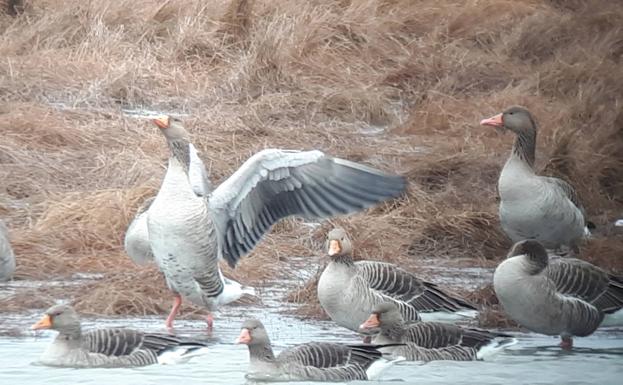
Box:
<box><xmin>1</xmin><ymin>303</ymin><xmax>622</xmax><ymax>385</ymax></box>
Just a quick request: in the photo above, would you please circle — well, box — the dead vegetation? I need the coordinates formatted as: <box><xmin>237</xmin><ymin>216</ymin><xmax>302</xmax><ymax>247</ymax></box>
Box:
<box><xmin>0</xmin><ymin>0</ymin><xmax>622</xmax><ymax>326</ymax></box>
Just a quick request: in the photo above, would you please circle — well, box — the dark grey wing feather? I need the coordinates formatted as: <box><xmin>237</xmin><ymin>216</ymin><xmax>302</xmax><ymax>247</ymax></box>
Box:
<box><xmin>83</xmin><ymin>328</ymin><xmax>147</xmax><ymax>357</ymax></box>
<box><xmin>545</xmin><ymin>177</ymin><xmax>583</xmax><ymax>211</ymax></box>
<box><xmin>84</xmin><ymin>329</ymin><xmax>206</xmax><ymax>357</ymax></box>
<box><xmin>356</xmin><ymin>261</ymin><xmax>476</xmax><ymax>313</ymax></box>
<box><xmin>209</xmin><ymin>150</ymin><xmax>406</xmax><ymax>267</ymax></box>
<box><xmin>593</xmin><ymin>274</ymin><xmax>623</xmax><ymax>314</ymax></box>
<box><xmin>547</xmin><ymin>259</ymin><xmax>609</xmax><ymax>302</ymax></box>
<box><xmin>278</xmin><ymin>342</ymin><xmax>354</xmax><ymax>369</ymax></box>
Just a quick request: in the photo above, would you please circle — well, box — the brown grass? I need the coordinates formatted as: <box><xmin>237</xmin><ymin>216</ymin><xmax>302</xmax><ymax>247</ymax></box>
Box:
<box><xmin>1</xmin><ymin>0</ymin><xmax>622</xmax><ymax>325</ymax></box>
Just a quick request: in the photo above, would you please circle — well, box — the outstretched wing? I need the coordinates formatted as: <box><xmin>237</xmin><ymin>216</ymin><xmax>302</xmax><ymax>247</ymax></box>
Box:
<box><xmin>356</xmin><ymin>261</ymin><xmax>475</xmax><ymax>313</ymax></box>
<box><xmin>208</xmin><ymin>149</ymin><xmax>406</xmax><ymax>267</ymax></box>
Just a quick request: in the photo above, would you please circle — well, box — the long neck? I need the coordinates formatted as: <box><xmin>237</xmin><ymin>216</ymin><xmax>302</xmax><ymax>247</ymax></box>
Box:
<box><xmin>168</xmin><ymin>139</ymin><xmax>191</xmax><ymax>172</ymax></box>
<box><xmin>248</xmin><ymin>341</ymin><xmax>276</xmax><ymax>363</ymax></box>
<box><xmin>511</xmin><ymin>130</ymin><xmax>536</xmax><ymax>168</ymax></box>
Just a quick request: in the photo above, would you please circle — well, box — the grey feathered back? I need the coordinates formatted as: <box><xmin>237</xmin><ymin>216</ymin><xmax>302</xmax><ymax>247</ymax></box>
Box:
<box><xmin>0</xmin><ymin>219</ymin><xmax>15</xmax><ymax>281</ymax></box>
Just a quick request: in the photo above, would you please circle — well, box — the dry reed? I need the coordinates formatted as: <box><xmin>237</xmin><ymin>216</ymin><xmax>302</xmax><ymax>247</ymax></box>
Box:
<box><xmin>0</xmin><ymin>0</ymin><xmax>621</xmax><ymax>326</ymax></box>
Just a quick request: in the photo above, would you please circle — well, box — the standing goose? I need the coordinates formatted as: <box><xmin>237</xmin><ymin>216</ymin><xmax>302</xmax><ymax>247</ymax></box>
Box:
<box><xmin>235</xmin><ymin>318</ymin><xmax>400</xmax><ymax>382</ymax></box>
<box><xmin>493</xmin><ymin>239</ymin><xmax>623</xmax><ymax>349</ymax></box>
<box><xmin>0</xmin><ymin>219</ymin><xmax>15</xmax><ymax>282</ymax></box>
<box><xmin>359</xmin><ymin>302</ymin><xmax>515</xmax><ymax>361</ymax></box>
<box><xmin>318</xmin><ymin>228</ymin><xmax>477</xmax><ymax>334</ymax></box>
<box><xmin>480</xmin><ymin>106</ymin><xmax>591</xmax><ymax>253</ymax></box>
<box><xmin>124</xmin><ymin>137</ymin><xmax>211</xmax><ymax>266</ymax></box>
<box><xmin>31</xmin><ymin>304</ymin><xmax>209</xmax><ymax>368</ymax></box>
<box><xmin>147</xmin><ymin>116</ymin><xmax>406</xmax><ymax>329</ymax></box>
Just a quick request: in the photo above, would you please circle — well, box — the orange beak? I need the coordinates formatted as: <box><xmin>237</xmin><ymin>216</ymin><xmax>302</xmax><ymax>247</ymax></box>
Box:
<box><xmin>235</xmin><ymin>328</ymin><xmax>252</xmax><ymax>344</ymax></box>
<box><xmin>480</xmin><ymin>113</ymin><xmax>504</xmax><ymax>128</ymax></box>
<box><xmin>152</xmin><ymin>115</ymin><xmax>170</xmax><ymax>129</ymax></box>
<box><xmin>359</xmin><ymin>314</ymin><xmax>380</xmax><ymax>330</ymax></box>
<box><xmin>31</xmin><ymin>314</ymin><xmax>52</xmax><ymax>330</ymax></box>
<box><xmin>328</xmin><ymin>240</ymin><xmax>341</xmax><ymax>256</ymax></box>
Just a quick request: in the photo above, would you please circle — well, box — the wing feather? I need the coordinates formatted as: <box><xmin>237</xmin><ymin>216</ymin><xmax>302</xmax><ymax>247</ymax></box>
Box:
<box><xmin>209</xmin><ymin>150</ymin><xmax>406</xmax><ymax>267</ymax></box>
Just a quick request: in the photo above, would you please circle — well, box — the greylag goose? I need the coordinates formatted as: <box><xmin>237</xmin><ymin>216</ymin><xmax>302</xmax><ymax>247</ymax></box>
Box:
<box><xmin>147</xmin><ymin>116</ymin><xmax>406</xmax><ymax>329</ymax></box>
<box><xmin>31</xmin><ymin>304</ymin><xmax>209</xmax><ymax>368</ymax></box>
<box><xmin>235</xmin><ymin>318</ymin><xmax>400</xmax><ymax>382</ymax></box>
<box><xmin>493</xmin><ymin>239</ymin><xmax>623</xmax><ymax>349</ymax></box>
<box><xmin>124</xmin><ymin>140</ymin><xmax>210</xmax><ymax>266</ymax></box>
<box><xmin>0</xmin><ymin>219</ymin><xmax>15</xmax><ymax>282</ymax></box>
<box><xmin>480</xmin><ymin>106</ymin><xmax>592</xmax><ymax>253</ymax></box>
<box><xmin>318</xmin><ymin>228</ymin><xmax>477</xmax><ymax>334</ymax></box>
<box><xmin>359</xmin><ymin>302</ymin><xmax>515</xmax><ymax>361</ymax></box>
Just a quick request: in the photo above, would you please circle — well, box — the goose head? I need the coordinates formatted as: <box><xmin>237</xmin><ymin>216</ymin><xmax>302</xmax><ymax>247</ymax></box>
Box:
<box><xmin>235</xmin><ymin>318</ymin><xmax>269</xmax><ymax>346</ymax></box>
<box><xmin>507</xmin><ymin>239</ymin><xmax>549</xmax><ymax>275</ymax></box>
<box><xmin>326</xmin><ymin>227</ymin><xmax>353</xmax><ymax>260</ymax></box>
<box><xmin>31</xmin><ymin>304</ymin><xmax>81</xmax><ymax>334</ymax></box>
<box><xmin>152</xmin><ymin>115</ymin><xmax>192</xmax><ymax>171</ymax></box>
<box><xmin>359</xmin><ymin>301</ymin><xmax>403</xmax><ymax>335</ymax></box>
<box><xmin>480</xmin><ymin>106</ymin><xmax>537</xmax><ymax>137</ymax></box>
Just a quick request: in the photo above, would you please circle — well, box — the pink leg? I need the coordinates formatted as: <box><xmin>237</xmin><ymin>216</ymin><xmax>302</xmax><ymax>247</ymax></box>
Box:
<box><xmin>560</xmin><ymin>335</ymin><xmax>573</xmax><ymax>350</ymax></box>
<box><xmin>205</xmin><ymin>313</ymin><xmax>214</xmax><ymax>330</ymax></box>
<box><xmin>165</xmin><ymin>294</ymin><xmax>182</xmax><ymax>330</ymax></box>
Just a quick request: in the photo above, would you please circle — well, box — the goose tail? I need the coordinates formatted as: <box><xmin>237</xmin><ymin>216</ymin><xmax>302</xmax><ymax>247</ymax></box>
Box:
<box><xmin>476</xmin><ymin>337</ymin><xmax>517</xmax><ymax>360</ymax></box>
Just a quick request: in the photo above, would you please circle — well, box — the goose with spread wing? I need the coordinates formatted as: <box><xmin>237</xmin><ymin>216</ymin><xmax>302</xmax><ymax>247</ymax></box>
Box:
<box><xmin>318</xmin><ymin>228</ymin><xmax>477</xmax><ymax>336</ymax></box>
<box><xmin>480</xmin><ymin>106</ymin><xmax>592</xmax><ymax>253</ymax></box>
<box><xmin>31</xmin><ymin>304</ymin><xmax>209</xmax><ymax>368</ymax></box>
<box><xmin>493</xmin><ymin>240</ymin><xmax>623</xmax><ymax>349</ymax></box>
<box><xmin>146</xmin><ymin>116</ymin><xmax>406</xmax><ymax>329</ymax></box>
<box><xmin>358</xmin><ymin>302</ymin><xmax>515</xmax><ymax>361</ymax></box>
<box><xmin>235</xmin><ymin>318</ymin><xmax>400</xmax><ymax>381</ymax></box>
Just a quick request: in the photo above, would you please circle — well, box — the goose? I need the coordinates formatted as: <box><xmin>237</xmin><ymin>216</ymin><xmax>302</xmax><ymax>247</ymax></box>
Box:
<box><xmin>146</xmin><ymin>116</ymin><xmax>406</xmax><ymax>330</ymax></box>
<box><xmin>480</xmin><ymin>106</ymin><xmax>592</xmax><ymax>254</ymax></box>
<box><xmin>235</xmin><ymin>318</ymin><xmax>401</xmax><ymax>382</ymax></box>
<box><xmin>0</xmin><ymin>219</ymin><xmax>15</xmax><ymax>282</ymax></box>
<box><xmin>493</xmin><ymin>239</ymin><xmax>623</xmax><ymax>349</ymax></box>
<box><xmin>31</xmin><ymin>304</ymin><xmax>209</xmax><ymax>368</ymax></box>
<box><xmin>358</xmin><ymin>302</ymin><xmax>515</xmax><ymax>361</ymax></box>
<box><xmin>318</xmin><ymin>228</ymin><xmax>477</xmax><ymax>335</ymax></box>
<box><xmin>124</xmin><ymin>139</ymin><xmax>210</xmax><ymax>266</ymax></box>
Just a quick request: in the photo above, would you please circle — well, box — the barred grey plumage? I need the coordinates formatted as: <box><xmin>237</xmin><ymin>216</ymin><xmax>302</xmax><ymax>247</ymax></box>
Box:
<box><xmin>237</xmin><ymin>319</ymin><xmax>398</xmax><ymax>381</ymax></box>
<box><xmin>31</xmin><ymin>304</ymin><xmax>208</xmax><ymax>368</ymax></box>
<box><xmin>361</xmin><ymin>302</ymin><xmax>513</xmax><ymax>361</ymax></box>
<box><xmin>318</xmin><ymin>228</ymin><xmax>476</xmax><ymax>333</ymax></box>
<box><xmin>145</xmin><ymin>116</ymin><xmax>406</xmax><ymax>328</ymax></box>
<box><xmin>0</xmin><ymin>219</ymin><xmax>15</xmax><ymax>281</ymax></box>
<box><xmin>480</xmin><ymin>106</ymin><xmax>589</xmax><ymax>252</ymax></box>
<box><xmin>493</xmin><ymin>240</ymin><xmax>623</xmax><ymax>348</ymax></box>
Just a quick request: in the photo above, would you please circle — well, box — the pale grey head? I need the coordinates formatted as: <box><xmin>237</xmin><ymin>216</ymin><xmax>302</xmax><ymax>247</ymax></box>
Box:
<box><xmin>152</xmin><ymin>115</ymin><xmax>192</xmax><ymax>170</ymax></box>
<box><xmin>326</xmin><ymin>227</ymin><xmax>353</xmax><ymax>260</ymax></box>
<box><xmin>235</xmin><ymin>318</ymin><xmax>269</xmax><ymax>346</ymax></box>
<box><xmin>480</xmin><ymin>106</ymin><xmax>538</xmax><ymax>165</ymax></box>
<box><xmin>31</xmin><ymin>304</ymin><xmax>80</xmax><ymax>333</ymax></box>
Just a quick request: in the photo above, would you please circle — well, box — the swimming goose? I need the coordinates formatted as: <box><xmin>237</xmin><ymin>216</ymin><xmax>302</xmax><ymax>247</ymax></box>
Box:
<box><xmin>0</xmin><ymin>219</ymin><xmax>15</xmax><ymax>282</ymax></box>
<box><xmin>493</xmin><ymin>239</ymin><xmax>623</xmax><ymax>349</ymax></box>
<box><xmin>235</xmin><ymin>318</ymin><xmax>400</xmax><ymax>382</ymax></box>
<box><xmin>480</xmin><ymin>106</ymin><xmax>591</xmax><ymax>253</ymax></box>
<box><xmin>31</xmin><ymin>304</ymin><xmax>209</xmax><ymax>368</ymax></box>
<box><xmin>318</xmin><ymin>228</ymin><xmax>477</xmax><ymax>334</ymax></box>
<box><xmin>147</xmin><ymin>116</ymin><xmax>406</xmax><ymax>329</ymax></box>
<box><xmin>359</xmin><ymin>302</ymin><xmax>515</xmax><ymax>361</ymax></box>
